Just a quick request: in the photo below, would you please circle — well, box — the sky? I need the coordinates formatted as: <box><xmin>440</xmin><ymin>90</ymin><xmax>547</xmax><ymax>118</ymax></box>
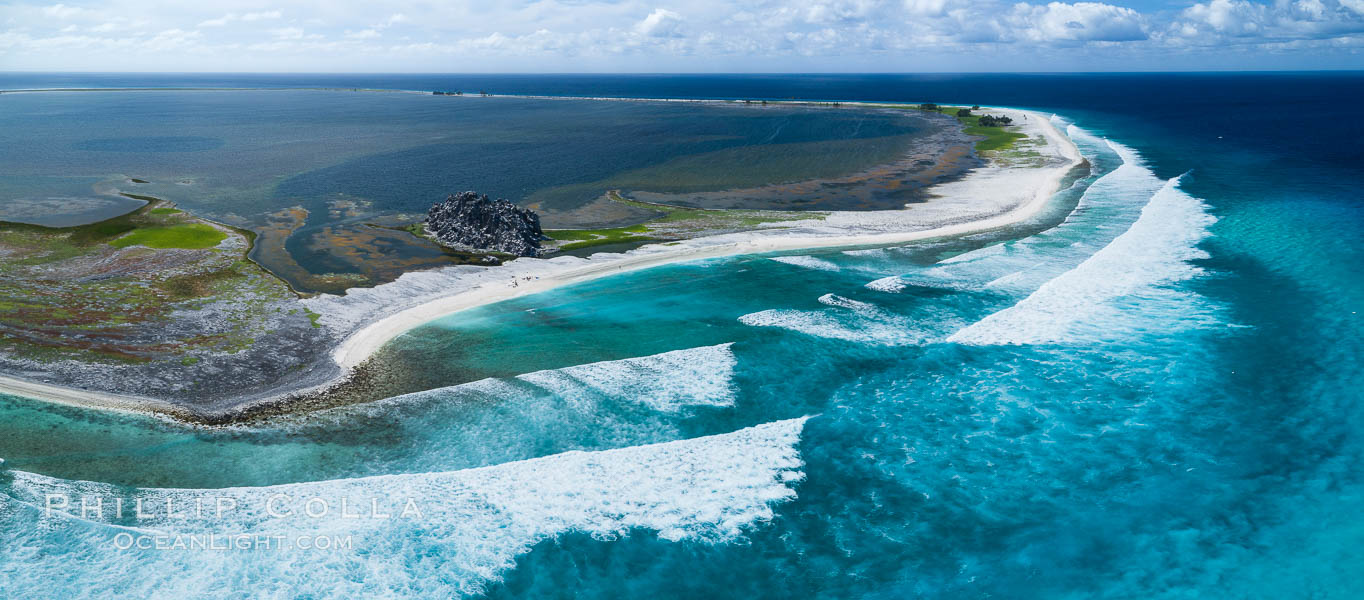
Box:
<box><xmin>1</xmin><ymin>0</ymin><xmax>1362</xmax><ymax>72</ymax></box>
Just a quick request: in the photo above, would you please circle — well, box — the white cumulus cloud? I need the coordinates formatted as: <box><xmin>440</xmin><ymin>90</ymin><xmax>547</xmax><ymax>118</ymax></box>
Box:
<box><xmin>1007</xmin><ymin>2</ymin><xmax>1149</xmax><ymax>42</ymax></box>
<box><xmin>637</xmin><ymin>8</ymin><xmax>685</xmax><ymax>37</ymax></box>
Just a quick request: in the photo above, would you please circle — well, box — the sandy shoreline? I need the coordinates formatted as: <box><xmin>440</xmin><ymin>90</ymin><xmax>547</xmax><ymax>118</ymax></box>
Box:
<box><xmin>0</xmin><ymin>106</ymin><xmax>1082</xmax><ymax>420</ymax></box>
<box><xmin>329</xmin><ymin>107</ymin><xmax>1080</xmax><ymax>369</ymax></box>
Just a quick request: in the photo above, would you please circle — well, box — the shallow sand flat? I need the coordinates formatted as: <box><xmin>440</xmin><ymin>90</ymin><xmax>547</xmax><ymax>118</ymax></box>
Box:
<box><xmin>0</xmin><ymin>107</ymin><xmax>1081</xmax><ymax>418</ymax></box>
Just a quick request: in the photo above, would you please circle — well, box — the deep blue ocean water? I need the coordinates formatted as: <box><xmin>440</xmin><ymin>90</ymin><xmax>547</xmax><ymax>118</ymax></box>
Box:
<box><xmin>1</xmin><ymin>73</ymin><xmax>1362</xmax><ymax>598</ymax></box>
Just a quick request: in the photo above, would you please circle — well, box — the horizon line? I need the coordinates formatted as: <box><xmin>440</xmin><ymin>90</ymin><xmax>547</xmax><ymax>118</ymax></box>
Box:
<box><xmin>4</xmin><ymin>69</ymin><xmax>1363</xmax><ymax>76</ymax></box>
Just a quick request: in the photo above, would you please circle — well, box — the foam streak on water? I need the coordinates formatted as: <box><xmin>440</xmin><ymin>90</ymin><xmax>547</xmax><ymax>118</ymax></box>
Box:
<box><xmin>768</xmin><ymin>255</ymin><xmax>842</xmax><ymax>271</ymax></box>
<box><xmin>0</xmin><ymin>417</ymin><xmax>810</xmax><ymax>598</ymax></box>
<box><xmin>864</xmin><ymin>275</ymin><xmax>908</xmax><ymax>293</ymax></box>
<box><xmin>739</xmin><ymin>294</ymin><xmax>935</xmax><ymax>345</ymax></box>
<box><xmin>516</xmin><ymin>343</ymin><xmax>738</xmax><ymax>412</ymax></box>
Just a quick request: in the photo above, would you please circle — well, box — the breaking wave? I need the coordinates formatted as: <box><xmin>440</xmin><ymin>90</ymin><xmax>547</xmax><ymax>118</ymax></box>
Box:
<box><xmin>517</xmin><ymin>343</ymin><xmax>738</xmax><ymax>412</ymax></box>
<box><xmin>739</xmin><ymin>294</ymin><xmax>934</xmax><ymax>345</ymax></box>
<box><xmin>948</xmin><ymin>173</ymin><xmax>1215</xmax><ymax>345</ymax></box>
<box><xmin>864</xmin><ymin>275</ymin><xmax>908</xmax><ymax>293</ymax></box>
<box><xmin>768</xmin><ymin>255</ymin><xmax>841</xmax><ymax>272</ymax></box>
<box><xmin>0</xmin><ymin>417</ymin><xmax>811</xmax><ymax>599</ymax></box>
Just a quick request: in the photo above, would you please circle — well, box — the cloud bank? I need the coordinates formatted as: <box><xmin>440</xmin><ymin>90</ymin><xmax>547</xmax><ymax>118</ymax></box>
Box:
<box><xmin>1</xmin><ymin>0</ymin><xmax>1360</xmax><ymax>71</ymax></box>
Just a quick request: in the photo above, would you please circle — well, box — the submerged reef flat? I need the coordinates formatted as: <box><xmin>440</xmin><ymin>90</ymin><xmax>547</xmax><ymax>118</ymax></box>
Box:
<box><xmin>543</xmin><ymin>191</ymin><xmax>820</xmax><ymax>252</ymax></box>
<box><xmin>623</xmin><ymin>110</ymin><xmax>979</xmax><ymax>211</ymax></box>
<box><xmin>0</xmin><ymin>196</ymin><xmax>335</xmax><ymax>411</ymax></box>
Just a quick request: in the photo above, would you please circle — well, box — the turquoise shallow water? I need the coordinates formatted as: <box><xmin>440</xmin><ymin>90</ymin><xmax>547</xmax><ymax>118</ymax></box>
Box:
<box><xmin>2</xmin><ymin>73</ymin><xmax>1363</xmax><ymax>598</ymax></box>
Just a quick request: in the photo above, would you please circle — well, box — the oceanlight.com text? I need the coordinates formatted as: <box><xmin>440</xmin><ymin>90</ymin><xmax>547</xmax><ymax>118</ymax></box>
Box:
<box><xmin>110</xmin><ymin>533</ymin><xmax>353</xmax><ymax>552</ymax></box>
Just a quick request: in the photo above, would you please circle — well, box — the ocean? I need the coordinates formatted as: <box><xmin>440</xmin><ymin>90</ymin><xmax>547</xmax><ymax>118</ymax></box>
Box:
<box><xmin>1</xmin><ymin>72</ymin><xmax>1362</xmax><ymax>598</ymax></box>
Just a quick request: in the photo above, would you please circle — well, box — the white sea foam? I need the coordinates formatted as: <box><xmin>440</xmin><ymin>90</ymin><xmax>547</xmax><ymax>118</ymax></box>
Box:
<box><xmin>840</xmin><ymin>248</ymin><xmax>886</xmax><ymax>257</ymax></box>
<box><xmin>0</xmin><ymin>417</ymin><xmax>810</xmax><ymax>599</ymax></box>
<box><xmin>768</xmin><ymin>255</ymin><xmax>841</xmax><ymax>271</ymax></box>
<box><xmin>902</xmin><ymin>133</ymin><xmax>1159</xmax><ymax>298</ymax></box>
<box><xmin>740</xmin><ymin>294</ymin><xmax>931</xmax><ymax>345</ymax></box>
<box><xmin>323</xmin><ymin>344</ymin><xmax>740</xmax><ymax>419</ymax></box>
<box><xmin>518</xmin><ymin>344</ymin><xmax>738</xmax><ymax>412</ymax></box>
<box><xmin>948</xmin><ymin>173</ymin><xmax>1215</xmax><ymax>345</ymax></box>
<box><xmin>817</xmin><ymin>293</ymin><xmax>877</xmax><ymax>312</ymax></box>
<box><xmin>864</xmin><ymin>275</ymin><xmax>908</xmax><ymax>293</ymax></box>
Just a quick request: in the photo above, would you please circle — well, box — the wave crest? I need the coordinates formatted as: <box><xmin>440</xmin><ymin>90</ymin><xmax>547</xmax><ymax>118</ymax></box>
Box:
<box><xmin>948</xmin><ymin>173</ymin><xmax>1215</xmax><ymax>345</ymax></box>
<box><xmin>1</xmin><ymin>417</ymin><xmax>811</xmax><ymax>598</ymax></box>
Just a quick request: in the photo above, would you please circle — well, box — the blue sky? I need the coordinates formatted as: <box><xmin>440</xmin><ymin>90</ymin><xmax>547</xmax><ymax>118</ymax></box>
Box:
<box><xmin>1</xmin><ymin>0</ymin><xmax>1361</xmax><ymax>72</ymax></box>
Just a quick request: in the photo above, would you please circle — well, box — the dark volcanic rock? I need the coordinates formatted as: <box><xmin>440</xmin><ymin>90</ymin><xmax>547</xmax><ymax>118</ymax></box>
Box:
<box><xmin>425</xmin><ymin>191</ymin><xmax>546</xmax><ymax>257</ymax></box>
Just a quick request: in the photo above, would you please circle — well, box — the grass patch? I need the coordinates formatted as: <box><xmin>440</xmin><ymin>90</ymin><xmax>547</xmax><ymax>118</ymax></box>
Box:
<box><xmin>149</xmin><ymin>207</ymin><xmax>181</xmax><ymax>215</ymax></box>
<box><xmin>110</xmin><ymin>224</ymin><xmax>226</xmax><ymax>249</ymax></box>
<box><xmin>546</xmin><ymin>224</ymin><xmax>658</xmax><ymax>250</ymax></box>
<box><xmin>907</xmin><ymin>105</ymin><xmax>1028</xmax><ymax>153</ymax></box>
<box><xmin>304</xmin><ymin>308</ymin><xmax>322</xmax><ymax>328</ymax></box>
<box><xmin>963</xmin><ymin>121</ymin><xmax>1028</xmax><ymax>152</ymax></box>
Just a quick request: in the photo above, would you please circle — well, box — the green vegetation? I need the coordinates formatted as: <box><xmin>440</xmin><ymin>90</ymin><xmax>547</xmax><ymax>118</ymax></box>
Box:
<box><xmin>545</xmin><ymin>223</ymin><xmax>659</xmax><ymax>251</ymax></box>
<box><xmin>304</xmin><ymin>308</ymin><xmax>323</xmax><ymax>328</ymax></box>
<box><xmin>910</xmin><ymin>104</ymin><xmax>1028</xmax><ymax>153</ymax></box>
<box><xmin>157</xmin><ymin>266</ymin><xmax>244</xmax><ymax>300</ymax></box>
<box><xmin>963</xmin><ymin>119</ymin><xmax>1027</xmax><ymax>152</ymax></box>
<box><xmin>109</xmin><ymin>223</ymin><xmax>227</xmax><ymax>249</ymax></box>
<box><xmin>0</xmin><ymin>195</ymin><xmax>301</xmax><ymax>366</ymax></box>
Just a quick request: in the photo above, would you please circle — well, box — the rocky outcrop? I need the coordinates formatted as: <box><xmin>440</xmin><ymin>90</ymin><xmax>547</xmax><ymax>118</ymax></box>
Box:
<box><xmin>425</xmin><ymin>191</ymin><xmax>546</xmax><ymax>257</ymax></box>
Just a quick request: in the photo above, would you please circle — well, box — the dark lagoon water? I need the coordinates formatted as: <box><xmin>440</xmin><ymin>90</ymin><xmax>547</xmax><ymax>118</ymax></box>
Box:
<box><xmin>0</xmin><ymin>83</ymin><xmax>966</xmax><ymax>290</ymax></box>
<box><xmin>1</xmin><ymin>73</ymin><xmax>1362</xmax><ymax>598</ymax></box>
